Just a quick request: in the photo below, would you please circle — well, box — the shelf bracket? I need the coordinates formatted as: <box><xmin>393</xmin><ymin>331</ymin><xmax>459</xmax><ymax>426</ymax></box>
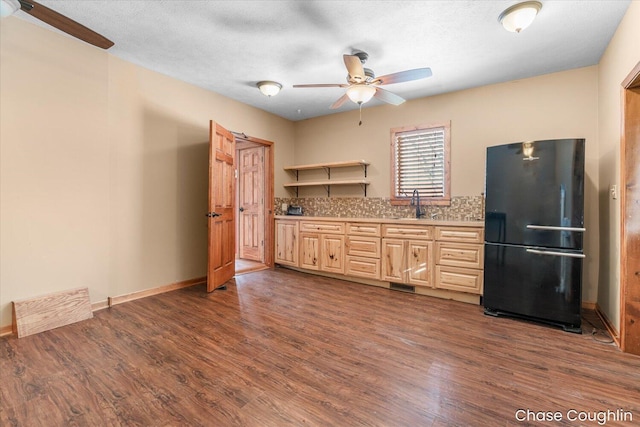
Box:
<box><xmin>322</xmin><ymin>167</ymin><xmax>331</xmax><ymax>180</ymax></box>
<box><xmin>323</xmin><ymin>184</ymin><xmax>331</xmax><ymax>197</ymax></box>
<box><xmin>359</xmin><ymin>183</ymin><xmax>368</xmax><ymax>197</ymax></box>
<box><xmin>362</xmin><ymin>164</ymin><xmax>368</xmax><ymax>177</ymax></box>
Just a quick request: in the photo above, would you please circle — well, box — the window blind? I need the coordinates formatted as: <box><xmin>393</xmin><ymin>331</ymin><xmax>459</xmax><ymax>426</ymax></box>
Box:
<box><xmin>394</xmin><ymin>127</ymin><xmax>445</xmax><ymax>198</ymax></box>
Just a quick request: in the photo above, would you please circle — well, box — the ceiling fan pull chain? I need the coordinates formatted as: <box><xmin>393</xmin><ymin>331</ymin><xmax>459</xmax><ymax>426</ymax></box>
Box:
<box><xmin>358</xmin><ymin>102</ymin><xmax>363</xmax><ymax>126</ymax></box>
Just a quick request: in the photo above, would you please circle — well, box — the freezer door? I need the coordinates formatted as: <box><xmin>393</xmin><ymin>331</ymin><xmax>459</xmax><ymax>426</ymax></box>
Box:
<box><xmin>484</xmin><ymin>139</ymin><xmax>585</xmax><ymax>250</ymax></box>
<box><xmin>483</xmin><ymin>243</ymin><xmax>582</xmax><ymax>330</ymax></box>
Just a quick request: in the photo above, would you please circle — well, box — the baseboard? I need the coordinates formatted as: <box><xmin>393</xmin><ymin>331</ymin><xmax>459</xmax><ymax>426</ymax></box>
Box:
<box><xmin>0</xmin><ymin>276</ymin><xmax>207</xmax><ymax>338</ymax></box>
<box><xmin>0</xmin><ymin>325</ymin><xmax>13</xmax><ymax>337</ymax></box>
<box><xmin>107</xmin><ymin>276</ymin><xmax>207</xmax><ymax>307</ymax></box>
<box><xmin>581</xmin><ymin>301</ymin><xmax>597</xmax><ymax>310</ymax></box>
<box><xmin>92</xmin><ymin>300</ymin><xmax>110</xmax><ymax>312</ymax></box>
<box><xmin>595</xmin><ymin>303</ymin><xmax>621</xmax><ymax>347</ymax></box>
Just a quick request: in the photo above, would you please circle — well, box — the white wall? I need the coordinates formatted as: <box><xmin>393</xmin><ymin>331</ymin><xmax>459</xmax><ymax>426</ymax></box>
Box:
<box><xmin>597</xmin><ymin>0</ymin><xmax>640</xmax><ymax>332</ymax></box>
<box><xmin>0</xmin><ymin>18</ymin><xmax>295</xmax><ymax>329</ymax></box>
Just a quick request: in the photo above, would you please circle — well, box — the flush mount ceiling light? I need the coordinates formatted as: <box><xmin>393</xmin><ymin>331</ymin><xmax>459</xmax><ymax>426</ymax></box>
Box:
<box><xmin>257</xmin><ymin>81</ymin><xmax>282</xmax><ymax>97</ymax></box>
<box><xmin>1</xmin><ymin>0</ymin><xmax>21</xmax><ymax>18</ymax></box>
<box><xmin>499</xmin><ymin>1</ymin><xmax>542</xmax><ymax>33</ymax></box>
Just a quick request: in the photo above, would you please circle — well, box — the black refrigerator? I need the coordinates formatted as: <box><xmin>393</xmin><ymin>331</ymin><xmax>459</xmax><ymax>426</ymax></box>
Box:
<box><xmin>483</xmin><ymin>139</ymin><xmax>585</xmax><ymax>333</ymax></box>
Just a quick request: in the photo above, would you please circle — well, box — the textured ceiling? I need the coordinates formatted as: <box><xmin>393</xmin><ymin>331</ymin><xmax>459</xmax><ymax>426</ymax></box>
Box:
<box><xmin>14</xmin><ymin>0</ymin><xmax>631</xmax><ymax>121</ymax></box>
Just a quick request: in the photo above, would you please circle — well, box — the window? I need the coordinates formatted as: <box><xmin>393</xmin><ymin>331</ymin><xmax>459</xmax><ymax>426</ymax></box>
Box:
<box><xmin>390</xmin><ymin>122</ymin><xmax>450</xmax><ymax>206</ymax></box>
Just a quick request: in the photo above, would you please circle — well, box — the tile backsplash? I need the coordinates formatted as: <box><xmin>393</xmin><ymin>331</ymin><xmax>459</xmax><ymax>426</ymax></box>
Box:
<box><xmin>275</xmin><ymin>196</ymin><xmax>484</xmax><ymax>221</ymax></box>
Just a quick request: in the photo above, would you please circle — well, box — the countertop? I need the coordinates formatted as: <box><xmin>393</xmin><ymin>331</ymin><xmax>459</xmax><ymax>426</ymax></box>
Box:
<box><xmin>275</xmin><ymin>215</ymin><xmax>484</xmax><ymax>227</ymax></box>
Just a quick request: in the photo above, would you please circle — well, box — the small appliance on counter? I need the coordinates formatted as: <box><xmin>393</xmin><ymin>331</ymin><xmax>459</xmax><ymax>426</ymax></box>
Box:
<box><xmin>286</xmin><ymin>205</ymin><xmax>304</xmax><ymax>216</ymax></box>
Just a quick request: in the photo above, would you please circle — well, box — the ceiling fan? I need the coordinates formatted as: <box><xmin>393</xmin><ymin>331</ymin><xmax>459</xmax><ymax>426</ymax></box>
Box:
<box><xmin>0</xmin><ymin>0</ymin><xmax>114</xmax><ymax>49</ymax></box>
<box><xmin>294</xmin><ymin>51</ymin><xmax>432</xmax><ymax>124</ymax></box>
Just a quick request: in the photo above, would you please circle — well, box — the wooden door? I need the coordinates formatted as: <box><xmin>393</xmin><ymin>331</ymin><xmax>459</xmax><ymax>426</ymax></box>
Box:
<box><xmin>238</xmin><ymin>146</ymin><xmax>265</xmax><ymax>261</ymax></box>
<box><xmin>320</xmin><ymin>235</ymin><xmax>345</xmax><ymax>274</ymax></box>
<box><xmin>621</xmin><ymin>62</ymin><xmax>640</xmax><ymax>355</ymax></box>
<box><xmin>299</xmin><ymin>233</ymin><xmax>320</xmax><ymax>271</ymax></box>
<box><xmin>381</xmin><ymin>238</ymin><xmax>406</xmax><ymax>282</ymax></box>
<box><xmin>407</xmin><ymin>240</ymin><xmax>432</xmax><ymax>287</ymax></box>
<box><xmin>207</xmin><ymin>121</ymin><xmax>236</xmax><ymax>292</ymax></box>
<box><xmin>275</xmin><ymin>220</ymin><xmax>298</xmax><ymax>266</ymax></box>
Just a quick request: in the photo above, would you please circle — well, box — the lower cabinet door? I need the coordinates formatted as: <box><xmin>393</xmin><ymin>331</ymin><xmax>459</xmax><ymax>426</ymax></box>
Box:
<box><xmin>321</xmin><ymin>234</ymin><xmax>345</xmax><ymax>274</ymax></box>
<box><xmin>299</xmin><ymin>233</ymin><xmax>320</xmax><ymax>270</ymax></box>
<box><xmin>275</xmin><ymin>220</ymin><xmax>298</xmax><ymax>266</ymax></box>
<box><xmin>381</xmin><ymin>238</ymin><xmax>406</xmax><ymax>282</ymax></box>
<box><xmin>407</xmin><ymin>240</ymin><xmax>433</xmax><ymax>287</ymax></box>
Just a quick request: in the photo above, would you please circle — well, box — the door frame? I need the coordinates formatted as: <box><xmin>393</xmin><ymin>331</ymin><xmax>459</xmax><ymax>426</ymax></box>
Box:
<box><xmin>620</xmin><ymin>61</ymin><xmax>640</xmax><ymax>354</ymax></box>
<box><xmin>233</xmin><ymin>132</ymin><xmax>275</xmax><ymax>268</ymax></box>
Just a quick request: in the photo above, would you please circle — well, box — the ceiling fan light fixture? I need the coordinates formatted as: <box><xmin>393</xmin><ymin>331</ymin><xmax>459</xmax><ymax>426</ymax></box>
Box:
<box><xmin>257</xmin><ymin>81</ymin><xmax>282</xmax><ymax>97</ymax></box>
<box><xmin>346</xmin><ymin>85</ymin><xmax>376</xmax><ymax>104</ymax></box>
<box><xmin>499</xmin><ymin>1</ymin><xmax>542</xmax><ymax>33</ymax></box>
<box><xmin>0</xmin><ymin>0</ymin><xmax>21</xmax><ymax>18</ymax></box>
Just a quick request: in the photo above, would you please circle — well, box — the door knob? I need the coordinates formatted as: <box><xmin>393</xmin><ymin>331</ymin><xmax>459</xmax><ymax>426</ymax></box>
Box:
<box><xmin>206</xmin><ymin>212</ymin><xmax>221</xmax><ymax>217</ymax></box>
<box><xmin>239</xmin><ymin>207</ymin><xmax>244</xmax><ymax>212</ymax></box>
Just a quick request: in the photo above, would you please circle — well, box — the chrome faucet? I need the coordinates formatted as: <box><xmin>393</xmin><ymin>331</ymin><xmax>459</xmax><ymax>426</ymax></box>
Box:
<box><xmin>410</xmin><ymin>189</ymin><xmax>425</xmax><ymax>218</ymax></box>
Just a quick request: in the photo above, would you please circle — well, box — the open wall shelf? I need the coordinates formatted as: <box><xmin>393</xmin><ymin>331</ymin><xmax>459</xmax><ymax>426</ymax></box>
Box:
<box><xmin>284</xmin><ymin>160</ymin><xmax>370</xmax><ymax>197</ymax></box>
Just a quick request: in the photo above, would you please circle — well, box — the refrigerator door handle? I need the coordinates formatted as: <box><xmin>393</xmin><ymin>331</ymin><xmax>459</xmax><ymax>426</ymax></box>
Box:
<box><xmin>526</xmin><ymin>248</ymin><xmax>586</xmax><ymax>258</ymax></box>
<box><xmin>526</xmin><ymin>225</ymin><xmax>586</xmax><ymax>232</ymax></box>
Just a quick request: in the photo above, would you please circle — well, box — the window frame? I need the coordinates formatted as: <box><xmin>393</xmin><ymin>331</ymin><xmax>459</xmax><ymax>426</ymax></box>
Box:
<box><xmin>390</xmin><ymin>121</ymin><xmax>451</xmax><ymax>206</ymax></box>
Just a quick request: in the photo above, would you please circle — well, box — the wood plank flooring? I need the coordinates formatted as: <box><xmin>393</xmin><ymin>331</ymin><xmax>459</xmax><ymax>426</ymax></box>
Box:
<box><xmin>1</xmin><ymin>267</ymin><xmax>639</xmax><ymax>426</ymax></box>
<box><xmin>235</xmin><ymin>259</ymin><xmax>269</xmax><ymax>276</ymax></box>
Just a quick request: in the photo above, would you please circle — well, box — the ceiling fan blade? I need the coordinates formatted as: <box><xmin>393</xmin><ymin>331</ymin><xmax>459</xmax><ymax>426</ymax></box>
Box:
<box><xmin>374</xmin><ymin>68</ymin><xmax>432</xmax><ymax>85</ymax></box>
<box><xmin>330</xmin><ymin>93</ymin><xmax>350</xmax><ymax>110</ymax></box>
<box><xmin>374</xmin><ymin>87</ymin><xmax>406</xmax><ymax>106</ymax></box>
<box><xmin>343</xmin><ymin>54</ymin><xmax>365</xmax><ymax>82</ymax></box>
<box><xmin>19</xmin><ymin>0</ymin><xmax>114</xmax><ymax>49</ymax></box>
<box><xmin>293</xmin><ymin>84</ymin><xmax>349</xmax><ymax>88</ymax></box>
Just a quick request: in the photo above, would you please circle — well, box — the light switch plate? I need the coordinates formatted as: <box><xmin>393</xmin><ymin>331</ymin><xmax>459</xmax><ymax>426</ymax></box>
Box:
<box><xmin>610</xmin><ymin>184</ymin><xmax>617</xmax><ymax>200</ymax></box>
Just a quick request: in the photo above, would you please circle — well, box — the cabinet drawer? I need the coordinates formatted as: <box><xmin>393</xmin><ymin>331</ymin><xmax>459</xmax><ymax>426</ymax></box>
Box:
<box><xmin>300</xmin><ymin>221</ymin><xmax>345</xmax><ymax>234</ymax></box>
<box><xmin>345</xmin><ymin>256</ymin><xmax>380</xmax><ymax>280</ymax></box>
<box><xmin>347</xmin><ymin>222</ymin><xmax>381</xmax><ymax>236</ymax></box>
<box><xmin>436</xmin><ymin>242</ymin><xmax>483</xmax><ymax>269</ymax></box>
<box><xmin>435</xmin><ymin>265</ymin><xmax>483</xmax><ymax>294</ymax></box>
<box><xmin>382</xmin><ymin>224</ymin><xmax>433</xmax><ymax>240</ymax></box>
<box><xmin>346</xmin><ymin>236</ymin><xmax>381</xmax><ymax>258</ymax></box>
<box><xmin>435</xmin><ymin>226</ymin><xmax>484</xmax><ymax>243</ymax></box>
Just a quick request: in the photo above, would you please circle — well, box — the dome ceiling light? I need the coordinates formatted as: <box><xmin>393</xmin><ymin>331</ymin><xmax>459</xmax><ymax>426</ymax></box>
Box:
<box><xmin>499</xmin><ymin>1</ymin><xmax>543</xmax><ymax>33</ymax></box>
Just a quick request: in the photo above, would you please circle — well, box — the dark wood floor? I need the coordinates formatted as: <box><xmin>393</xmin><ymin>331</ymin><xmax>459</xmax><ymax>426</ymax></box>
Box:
<box><xmin>1</xmin><ymin>268</ymin><xmax>639</xmax><ymax>426</ymax></box>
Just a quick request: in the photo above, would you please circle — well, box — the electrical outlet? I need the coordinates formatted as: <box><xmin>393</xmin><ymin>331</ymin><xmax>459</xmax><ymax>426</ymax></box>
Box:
<box><xmin>610</xmin><ymin>184</ymin><xmax>617</xmax><ymax>200</ymax></box>
<box><xmin>281</xmin><ymin>203</ymin><xmax>288</xmax><ymax>211</ymax></box>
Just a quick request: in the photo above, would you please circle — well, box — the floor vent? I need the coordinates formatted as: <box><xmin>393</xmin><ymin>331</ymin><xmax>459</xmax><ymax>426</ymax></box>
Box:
<box><xmin>390</xmin><ymin>283</ymin><xmax>416</xmax><ymax>293</ymax></box>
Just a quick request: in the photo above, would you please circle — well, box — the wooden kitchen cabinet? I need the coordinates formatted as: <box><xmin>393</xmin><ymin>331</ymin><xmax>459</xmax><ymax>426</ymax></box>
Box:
<box><xmin>299</xmin><ymin>221</ymin><xmax>346</xmax><ymax>273</ymax></box>
<box><xmin>345</xmin><ymin>223</ymin><xmax>381</xmax><ymax>280</ymax></box>
<box><xmin>434</xmin><ymin>226</ymin><xmax>484</xmax><ymax>294</ymax></box>
<box><xmin>345</xmin><ymin>240</ymin><xmax>381</xmax><ymax>279</ymax></box>
<box><xmin>299</xmin><ymin>232</ymin><xmax>320</xmax><ymax>270</ymax></box>
<box><xmin>381</xmin><ymin>224</ymin><xmax>434</xmax><ymax>287</ymax></box>
<box><xmin>275</xmin><ymin>219</ymin><xmax>298</xmax><ymax>266</ymax></box>
<box><xmin>276</xmin><ymin>216</ymin><xmax>484</xmax><ymax>303</ymax></box>
<box><xmin>320</xmin><ymin>234</ymin><xmax>345</xmax><ymax>274</ymax></box>
<box><xmin>381</xmin><ymin>238</ymin><xmax>405</xmax><ymax>282</ymax></box>
<box><xmin>381</xmin><ymin>238</ymin><xmax>433</xmax><ymax>287</ymax></box>
<box><xmin>407</xmin><ymin>240</ymin><xmax>433</xmax><ymax>287</ymax></box>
